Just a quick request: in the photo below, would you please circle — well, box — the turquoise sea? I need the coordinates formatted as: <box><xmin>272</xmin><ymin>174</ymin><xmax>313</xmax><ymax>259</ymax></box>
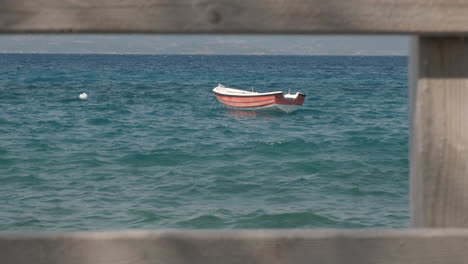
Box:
<box><xmin>0</xmin><ymin>54</ymin><xmax>408</xmax><ymax>230</ymax></box>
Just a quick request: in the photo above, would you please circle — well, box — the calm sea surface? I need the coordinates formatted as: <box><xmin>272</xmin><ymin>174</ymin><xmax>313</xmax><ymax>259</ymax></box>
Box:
<box><xmin>0</xmin><ymin>54</ymin><xmax>408</xmax><ymax>230</ymax></box>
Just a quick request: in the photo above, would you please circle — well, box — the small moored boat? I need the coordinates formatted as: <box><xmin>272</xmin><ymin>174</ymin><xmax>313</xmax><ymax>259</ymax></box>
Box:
<box><xmin>213</xmin><ymin>84</ymin><xmax>306</xmax><ymax>113</ymax></box>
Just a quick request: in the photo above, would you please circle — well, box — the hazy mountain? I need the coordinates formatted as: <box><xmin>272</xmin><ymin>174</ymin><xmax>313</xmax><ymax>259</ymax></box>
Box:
<box><xmin>0</xmin><ymin>35</ymin><xmax>407</xmax><ymax>55</ymax></box>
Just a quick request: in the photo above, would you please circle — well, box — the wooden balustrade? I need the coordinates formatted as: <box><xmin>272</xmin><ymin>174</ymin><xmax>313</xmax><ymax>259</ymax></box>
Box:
<box><xmin>2</xmin><ymin>0</ymin><xmax>468</xmax><ymax>263</ymax></box>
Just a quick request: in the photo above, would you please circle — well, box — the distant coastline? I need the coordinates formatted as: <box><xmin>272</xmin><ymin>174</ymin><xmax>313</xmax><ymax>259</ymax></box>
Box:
<box><xmin>0</xmin><ymin>52</ymin><xmax>407</xmax><ymax>56</ymax></box>
<box><xmin>0</xmin><ymin>35</ymin><xmax>408</xmax><ymax>57</ymax></box>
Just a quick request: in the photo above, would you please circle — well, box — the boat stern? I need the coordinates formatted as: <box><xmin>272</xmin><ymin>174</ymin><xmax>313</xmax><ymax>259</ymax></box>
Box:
<box><xmin>275</xmin><ymin>92</ymin><xmax>306</xmax><ymax>106</ymax></box>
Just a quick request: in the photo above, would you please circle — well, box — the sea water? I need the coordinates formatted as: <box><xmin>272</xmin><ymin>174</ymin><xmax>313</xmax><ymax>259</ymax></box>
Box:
<box><xmin>0</xmin><ymin>54</ymin><xmax>408</xmax><ymax>230</ymax></box>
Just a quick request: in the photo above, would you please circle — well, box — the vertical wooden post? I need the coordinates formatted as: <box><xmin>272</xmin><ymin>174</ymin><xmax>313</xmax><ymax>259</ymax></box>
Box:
<box><xmin>411</xmin><ymin>36</ymin><xmax>468</xmax><ymax>227</ymax></box>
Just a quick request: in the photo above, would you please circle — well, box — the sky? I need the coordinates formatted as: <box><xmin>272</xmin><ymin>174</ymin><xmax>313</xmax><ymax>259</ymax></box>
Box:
<box><xmin>0</xmin><ymin>35</ymin><xmax>408</xmax><ymax>55</ymax></box>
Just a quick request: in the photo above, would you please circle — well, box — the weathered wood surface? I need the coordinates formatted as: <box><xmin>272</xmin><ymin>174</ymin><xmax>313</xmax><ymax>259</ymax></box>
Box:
<box><xmin>2</xmin><ymin>229</ymin><xmax>468</xmax><ymax>264</ymax></box>
<box><xmin>410</xmin><ymin>37</ymin><xmax>468</xmax><ymax>227</ymax></box>
<box><xmin>1</xmin><ymin>0</ymin><xmax>468</xmax><ymax>34</ymax></box>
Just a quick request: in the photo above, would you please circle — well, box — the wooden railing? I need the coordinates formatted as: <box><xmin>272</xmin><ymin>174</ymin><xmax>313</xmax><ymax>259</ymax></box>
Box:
<box><xmin>1</xmin><ymin>0</ymin><xmax>468</xmax><ymax>34</ymax></box>
<box><xmin>1</xmin><ymin>0</ymin><xmax>468</xmax><ymax>263</ymax></box>
<box><xmin>3</xmin><ymin>230</ymin><xmax>468</xmax><ymax>264</ymax></box>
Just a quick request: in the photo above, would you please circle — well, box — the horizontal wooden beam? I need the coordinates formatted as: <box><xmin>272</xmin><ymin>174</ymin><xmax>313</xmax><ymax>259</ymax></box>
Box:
<box><xmin>1</xmin><ymin>0</ymin><xmax>468</xmax><ymax>34</ymax></box>
<box><xmin>2</xmin><ymin>229</ymin><xmax>468</xmax><ymax>263</ymax></box>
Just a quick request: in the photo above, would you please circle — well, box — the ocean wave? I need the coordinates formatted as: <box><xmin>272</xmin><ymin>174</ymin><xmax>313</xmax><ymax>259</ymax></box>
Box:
<box><xmin>127</xmin><ymin>209</ymin><xmax>166</xmax><ymax>224</ymax></box>
<box><xmin>0</xmin><ymin>157</ymin><xmax>15</xmax><ymax>168</ymax></box>
<box><xmin>234</xmin><ymin>211</ymin><xmax>367</xmax><ymax>228</ymax></box>
<box><xmin>118</xmin><ymin>150</ymin><xmax>202</xmax><ymax>167</ymax></box>
<box><xmin>86</xmin><ymin>117</ymin><xmax>112</xmax><ymax>126</ymax></box>
<box><xmin>0</xmin><ymin>174</ymin><xmax>45</xmax><ymax>184</ymax></box>
<box><xmin>176</xmin><ymin>215</ymin><xmax>226</xmax><ymax>228</ymax></box>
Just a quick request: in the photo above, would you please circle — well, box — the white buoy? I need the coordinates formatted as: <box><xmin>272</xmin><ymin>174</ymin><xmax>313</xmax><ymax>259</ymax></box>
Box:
<box><xmin>79</xmin><ymin>93</ymin><xmax>88</xmax><ymax>100</ymax></box>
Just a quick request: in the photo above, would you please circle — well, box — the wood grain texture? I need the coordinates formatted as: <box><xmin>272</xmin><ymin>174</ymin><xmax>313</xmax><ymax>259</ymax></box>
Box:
<box><xmin>1</xmin><ymin>0</ymin><xmax>468</xmax><ymax>34</ymax></box>
<box><xmin>2</xmin><ymin>229</ymin><xmax>468</xmax><ymax>264</ymax></box>
<box><xmin>411</xmin><ymin>37</ymin><xmax>468</xmax><ymax>227</ymax></box>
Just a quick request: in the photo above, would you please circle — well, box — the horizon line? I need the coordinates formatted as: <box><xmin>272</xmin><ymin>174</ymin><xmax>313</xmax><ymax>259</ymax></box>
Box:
<box><xmin>0</xmin><ymin>52</ymin><xmax>407</xmax><ymax>56</ymax></box>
